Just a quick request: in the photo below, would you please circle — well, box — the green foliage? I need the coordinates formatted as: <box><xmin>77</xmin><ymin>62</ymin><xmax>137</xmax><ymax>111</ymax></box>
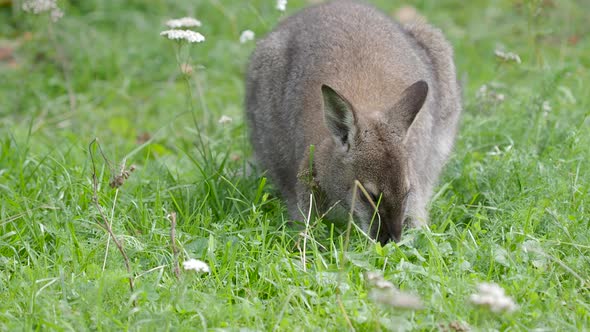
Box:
<box><xmin>1</xmin><ymin>0</ymin><xmax>589</xmax><ymax>330</ymax></box>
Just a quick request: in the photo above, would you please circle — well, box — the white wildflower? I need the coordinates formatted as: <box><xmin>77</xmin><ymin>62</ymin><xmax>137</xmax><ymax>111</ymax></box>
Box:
<box><xmin>476</xmin><ymin>84</ymin><xmax>506</xmax><ymax>103</ymax></box>
<box><xmin>239</xmin><ymin>30</ymin><xmax>255</xmax><ymax>44</ymax></box>
<box><xmin>276</xmin><ymin>0</ymin><xmax>287</xmax><ymax>12</ymax></box>
<box><xmin>218</xmin><ymin>115</ymin><xmax>233</xmax><ymax>124</ymax></box>
<box><xmin>22</xmin><ymin>0</ymin><xmax>63</xmax><ymax>22</ymax></box>
<box><xmin>542</xmin><ymin>100</ymin><xmax>551</xmax><ymax>118</ymax></box>
<box><xmin>365</xmin><ymin>271</ymin><xmax>423</xmax><ymax>310</ymax></box>
<box><xmin>365</xmin><ymin>272</ymin><xmax>395</xmax><ymax>289</ymax></box>
<box><xmin>165</xmin><ymin>17</ymin><xmax>202</xmax><ymax>29</ymax></box>
<box><xmin>183</xmin><ymin>258</ymin><xmax>210</xmax><ymax>273</ymax></box>
<box><xmin>476</xmin><ymin>84</ymin><xmax>488</xmax><ymax>99</ymax></box>
<box><xmin>469</xmin><ymin>282</ymin><xmax>517</xmax><ymax>313</ymax></box>
<box><xmin>160</xmin><ymin>29</ymin><xmax>205</xmax><ymax>43</ymax></box>
<box><xmin>22</xmin><ymin>0</ymin><xmax>56</xmax><ymax>13</ymax></box>
<box><xmin>369</xmin><ymin>289</ymin><xmax>423</xmax><ymax>310</ymax></box>
<box><xmin>180</xmin><ymin>63</ymin><xmax>193</xmax><ymax>75</ymax></box>
<box><xmin>50</xmin><ymin>8</ymin><xmax>63</xmax><ymax>22</ymax></box>
<box><xmin>494</xmin><ymin>50</ymin><xmax>521</xmax><ymax>64</ymax></box>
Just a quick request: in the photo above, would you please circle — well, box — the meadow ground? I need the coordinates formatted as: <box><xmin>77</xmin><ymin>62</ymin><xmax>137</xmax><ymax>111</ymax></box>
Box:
<box><xmin>1</xmin><ymin>0</ymin><xmax>589</xmax><ymax>330</ymax></box>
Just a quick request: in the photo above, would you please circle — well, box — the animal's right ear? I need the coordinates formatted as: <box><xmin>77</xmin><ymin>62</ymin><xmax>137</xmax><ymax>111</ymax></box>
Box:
<box><xmin>322</xmin><ymin>85</ymin><xmax>357</xmax><ymax>151</ymax></box>
<box><xmin>389</xmin><ymin>80</ymin><xmax>429</xmax><ymax>136</ymax></box>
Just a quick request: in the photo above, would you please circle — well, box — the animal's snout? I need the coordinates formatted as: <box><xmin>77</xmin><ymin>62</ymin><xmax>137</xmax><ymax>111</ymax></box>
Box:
<box><xmin>376</xmin><ymin>220</ymin><xmax>402</xmax><ymax>245</ymax></box>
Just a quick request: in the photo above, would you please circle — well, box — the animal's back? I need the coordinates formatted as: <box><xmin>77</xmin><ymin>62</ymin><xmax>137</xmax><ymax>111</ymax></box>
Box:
<box><xmin>247</xmin><ymin>1</ymin><xmax>428</xmax><ymax>185</ymax></box>
<box><xmin>268</xmin><ymin>1</ymin><xmax>433</xmax><ymax>116</ymax></box>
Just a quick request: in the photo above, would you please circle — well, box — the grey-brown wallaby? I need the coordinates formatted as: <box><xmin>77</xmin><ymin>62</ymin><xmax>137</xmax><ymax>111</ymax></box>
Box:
<box><xmin>245</xmin><ymin>0</ymin><xmax>462</xmax><ymax>244</ymax></box>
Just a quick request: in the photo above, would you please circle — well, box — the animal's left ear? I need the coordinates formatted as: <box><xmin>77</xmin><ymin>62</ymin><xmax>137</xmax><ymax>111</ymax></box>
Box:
<box><xmin>322</xmin><ymin>84</ymin><xmax>357</xmax><ymax>151</ymax></box>
<box><xmin>388</xmin><ymin>80</ymin><xmax>428</xmax><ymax>135</ymax></box>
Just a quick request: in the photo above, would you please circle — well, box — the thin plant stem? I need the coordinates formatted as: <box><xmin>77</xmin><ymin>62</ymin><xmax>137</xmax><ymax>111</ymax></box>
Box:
<box><xmin>193</xmin><ymin>71</ymin><xmax>210</xmax><ymax>125</ymax></box>
<box><xmin>301</xmin><ymin>193</ymin><xmax>313</xmax><ymax>272</ymax></box>
<box><xmin>47</xmin><ymin>21</ymin><xmax>76</xmax><ymax>113</ymax></box>
<box><xmin>173</xmin><ymin>43</ymin><xmax>210</xmax><ymax>165</ymax></box>
<box><xmin>337</xmin><ymin>294</ymin><xmax>355</xmax><ymax>331</ymax></box>
<box><xmin>342</xmin><ymin>180</ymin><xmax>380</xmax><ymax>264</ymax></box>
<box><xmin>88</xmin><ymin>138</ymin><xmax>135</xmax><ymax>305</ymax></box>
<box><xmin>101</xmin><ymin>187</ymin><xmax>119</xmax><ymax>272</ymax></box>
<box><xmin>169</xmin><ymin>211</ymin><xmax>181</xmax><ymax>279</ymax></box>
<box><xmin>272</xmin><ymin>290</ymin><xmax>297</xmax><ymax>332</ymax></box>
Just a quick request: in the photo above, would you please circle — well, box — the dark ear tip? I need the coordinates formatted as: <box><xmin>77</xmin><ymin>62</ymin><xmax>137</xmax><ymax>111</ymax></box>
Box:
<box><xmin>321</xmin><ymin>84</ymin><xmax>334</xmax><ymax>94</ymax></box>
<box><xmin>415</xmin><ymin>80</ymin><xmax>429</xmax><ymax>94</ymax></box>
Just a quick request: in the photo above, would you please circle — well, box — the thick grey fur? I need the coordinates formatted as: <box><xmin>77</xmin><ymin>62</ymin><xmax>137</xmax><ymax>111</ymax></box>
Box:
<box><xmin>245</xmin><ymin>0</ymin><xmax>462</xmax><ymax>244</ymax></box>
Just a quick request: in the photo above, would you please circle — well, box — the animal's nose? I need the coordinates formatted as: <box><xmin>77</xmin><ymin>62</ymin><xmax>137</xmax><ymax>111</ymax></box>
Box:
<box><xmin>374</xmin><ymin>214</ymin><xmax>403</xmax><ymax>245</ymax></box>
<box><xmin>390</xmin><ymin>220</ymin><xmax>403</xmax><ymax>243</ymax></box>
<box><xmin>391</xmin><ymin>231</ymin><xmax>401</xmax><ymax>243</ymax></box>
<box><xmin>377</xmin><ymin>233</ymin><xmax>390</xmax><ymax>245</ymax></box>
<box><xmin>377</xmin><ymin>229</ymin><xmax>401</xmax><ymax>245</ymax></box>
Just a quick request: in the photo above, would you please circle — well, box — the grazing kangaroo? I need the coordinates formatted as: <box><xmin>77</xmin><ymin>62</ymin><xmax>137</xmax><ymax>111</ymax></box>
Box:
<box><xmin>245</xmin><ymin>0</ymin><xmax>462</xmax><ymax>244</ymax></box>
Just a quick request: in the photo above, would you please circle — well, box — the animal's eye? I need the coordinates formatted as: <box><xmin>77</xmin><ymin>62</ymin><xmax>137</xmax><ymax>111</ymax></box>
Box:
<box><xmin>370</xmin><ymin>192</ymin><xmax>379</xmax><ymax>204</ymax></box>
<box><xmin>360</xmin><ymin>191</ymin><xmax>379</xmax><ymax>206</ymax></box>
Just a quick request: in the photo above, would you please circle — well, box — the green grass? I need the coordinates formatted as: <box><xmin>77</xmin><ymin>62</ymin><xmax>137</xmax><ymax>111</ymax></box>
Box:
<box><xmin>1</xmin><ymin>0</ymin><xmax>589</xmax><ymax>330</ymax></box>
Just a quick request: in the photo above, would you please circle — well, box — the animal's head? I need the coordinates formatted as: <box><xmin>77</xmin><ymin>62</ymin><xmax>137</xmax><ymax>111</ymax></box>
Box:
<box><xmin>315</xmin><ymin>80</ymin><xmax>428</xmax><ymax>244</ymax></box>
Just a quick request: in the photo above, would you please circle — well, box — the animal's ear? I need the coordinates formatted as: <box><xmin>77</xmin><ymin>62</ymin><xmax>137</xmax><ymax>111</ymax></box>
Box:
<box><xmin>389</xmin><ymin>80</ymin><xmax>428</xmax><ymax>135</ymax></box>
<box><xmin>322</xmin><ymin>84</ymin><xmax>357</xmax><ymax>151</ymax></box>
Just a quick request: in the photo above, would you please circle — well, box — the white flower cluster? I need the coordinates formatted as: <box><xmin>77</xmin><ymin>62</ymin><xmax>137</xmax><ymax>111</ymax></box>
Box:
<box><xmin>276</xmin><ymin>0</ymin><xmax>288</xmax><ymax>12</ymax></box>
<box><xmin>239</xmin><ymin>30</ymin><xmax>255</xmax><ymax>44</ymax></box>
<box><xmin>365</xmin><ymin>271</ymin><xmax>395</xmax><ymax>289</ymax></box>
<box><xmin>494</xmin><ymin>49</ymin><xmax>521</xmax><ymax>64</ymax></box>
<box><xmin>470</xmin><ymin>282</ymin><xmax>518</xmax><ymax>313</ymax></box>
<box><xmin>180</xmin><ymin>63</ymin><xmax>193</xmax><ymax>75</ymax></box>
<box><xmin>183</xmin><ymin>258</ymin><xmax>210</xmax><ymax>273</ymax></box>
<box><xmin>218</xmin><ymin>115</ymin><xmax>233</xmax><ymax>124</ymax></box>
<box><xmin>166</xmin><ymin>17</ymin><xmax>202</xmax><ymax>28</ymax></box>
<box><xmin>22</xmin><ymin>0</ymin><xmax>55</xmax><ymax>13</ymax></box>
<box><xmin>161</xmin><ymin>16</ymin><xmax>205</xmax><ymax>43</ymax></box>
<box><xmin>365</xmin><ymin>272</ymin><xmax>423</xmax><ymax>310</ymax></box>
<box><xmin>22</xmin><ymin>0</ymin><xmax>64</xmax><ymax>22</ymax></box>
<box><xmin>160</xmin><ymin>29</ymin><xmax>205</xmax><ymax>43</ymax></box>
<box><xmin>476</xmin><ymin>84</ymin><xmax>505</xmax><ymax>103</ymax></box>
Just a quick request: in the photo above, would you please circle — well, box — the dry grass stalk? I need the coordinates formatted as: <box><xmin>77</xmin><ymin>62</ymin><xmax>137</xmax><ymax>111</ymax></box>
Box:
<box><xmin>88</xmin><ymin>138</ymin><xmax>135</xmax><ymax>305</ymax></box>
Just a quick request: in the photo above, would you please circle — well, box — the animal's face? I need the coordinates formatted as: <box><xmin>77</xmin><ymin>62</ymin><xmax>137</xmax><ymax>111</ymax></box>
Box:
<box><xmin>318</xmin><ymin>121</ymin><xmax>411</xmax><ymax>243</ymax></box>
<box><xmin>317</xmin><ymin>80</ymin><xmax>428</xmax><ymax>244</ymax></box>
<box><xmin>350</xmin><ymin>124</ymin><xmax>411</xmax><ymax>243</ymax></box>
